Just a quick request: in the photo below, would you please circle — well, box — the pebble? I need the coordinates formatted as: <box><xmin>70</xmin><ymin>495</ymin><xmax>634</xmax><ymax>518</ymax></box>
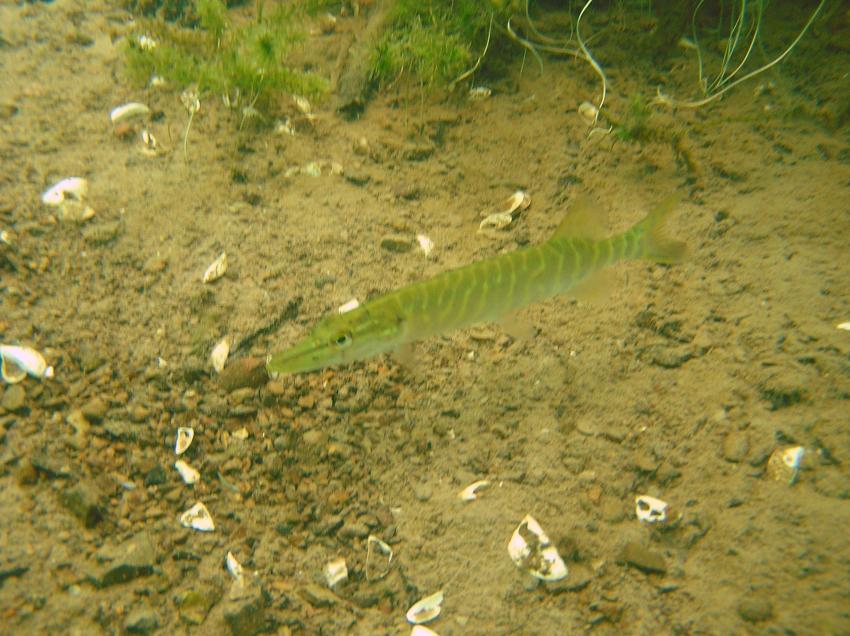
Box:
<box><xmin>80</xmin><ymin>396</ymin><xmax>109</xmax><ymax>422</ymax></box>
<box><xmin>60</xmin><ymin>479</ymin><xmax>105</xmax><ymax>528</ymax></box>
<box><xmin>379</xmin><ymin>236</ymin><xmax>414</xmax><ymax>253</ymax></box>
<box><xmin>1</xmin><ymin>384</ymin><xmax>26</xmax><ymax>412</ymax></box>
<box><xmin>124</xmin><ymin>606</ymin><xmax>159</xmax><ymax>635</ymax></box>
<box><xmin>617</xmin><ymin>542</ymin><xmax>667</xmax><ymax>574</ymax></box>
<box><xmin>722</xmin><ymin>430</ymin><xmax>750</xmax><ymax>463</ymax></box>
<box><xmin>219</xmin><ymin>357</ymin><xmax>269</xmax><ymax>392</ymax></box>
<box><xmin>301</xmin><ymin>583</ymin><xmax>338</xmax><ymax>607</ymax></box>
<box><xmin>736</xmin><ymin>596</ymin><xmax>773</xmax><ymax>623</ymax></box>
<box><xmin>87</xmin><ymin>531</ymin><xmax>156</xmax><ymax>588</ymax></box>
<box><xmin>223</xmin><ymin>575</ymin><xmax>267</xmax><ymax>636</ymax></box>
<box><xmin>174</xmin><ymin>582</ymin><xmax>222</xmax><ymax>624</ymax></box>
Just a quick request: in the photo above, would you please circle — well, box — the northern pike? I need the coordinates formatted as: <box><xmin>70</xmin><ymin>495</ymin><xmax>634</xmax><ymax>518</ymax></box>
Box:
<box><xmin>267</xmin><ymin>198</ymin><xmax>685</xmax><ymax>374</ymax></box>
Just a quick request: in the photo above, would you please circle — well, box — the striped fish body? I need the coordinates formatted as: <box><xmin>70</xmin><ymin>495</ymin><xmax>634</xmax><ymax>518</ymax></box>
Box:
<box><xmin>267</xmin><ymin>199</ymin><xmax>685</xmax><ymax>374</ymax></box>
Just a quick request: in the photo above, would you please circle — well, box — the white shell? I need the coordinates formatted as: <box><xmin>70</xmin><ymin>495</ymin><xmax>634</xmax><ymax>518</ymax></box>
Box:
<box><xmin>578</xmin><ymin>101</ymin><xmax>599</xmax><ymax>123</ymax></box>
<box><xmin>458</xmin><ymin>480</ymin><xmax>490</xmax><ymax>502</ymax></box>
<box><xmin>202</xmin><ymin>251</ymin><xmax>227</xmax><ymax>283</ymax></box>
<box><xmin>635</xmin><ymin>495</ymin><xmax>669</xmax><ymax>524</ymax></box>
<box><xmin>338</xmin><ymin>298</ymin><xmax>360</xmax><ymax>314</ymax></box>
<box><xmin>468</xmin><ymin>86</ymin><xmax>492</xmax><ymax>101</ymax></box>
<box><xmin>179</xmin><ymin>501</ymin><xmax>215</xmax><ymax>532</ymax></box>
<box><xmin>0</xmin><ymin>345</ymin><xmax>54</xmax><ymax>383</ymax></box>
<box><xmin>836</xmin><ymin>321</ymin><xmax>850</xmax><ymax>331</ymax></box>
<box><xmin>323</xmin><ymin>557</ymin><xmax>348</xmax><ymax>587</ymax></box>
<box><xmin>42</xmin><ymin>177</ymin><xmax>88</xmax><ymax>206</ymax></box>
<box><xmin>416</xmin><ymin>234</ymin><xmax>434</xmax><ymax>257</ymax></box>
<box><xmin>292</xmin><ymin>95</ymin><xmax>312</xmax><ymax>114</ymax></box>
<box><xmin>479</xmin><ymin>211</ymin><xmax>514</xmax><ymax>231</ymax></box>
<box><xmin>137</xmin><ymin>34</ymin><xmax>157</xmax><ymax>50</ymax></box>
<box><xmin>507</xmin><ymin>514</ymin><xmax>568</xmax><ymax>582</ymax></box>
<box><xmin>406</xmin><ymin>590</ymin><xmax>443</xmax><ymax>625</ymax></box>
<box><xmin>174</xmin><ymin>459</ymin><xmax>200</xmax><ymax>484</ymax></box>
<box><xmin>411</xmin><ymin>626</ymin><xmax>441</xmax><ymax>636</ymax></box>
<box><xmin>505</xmin><ymin>190</ymin><xmax>531</xmax><ymax>215</ymax></box>
<box><xmin>783</xmin><ymin>446</ymin><xmax>805</xmax><ymax>469</ymax></box>
<box><xmin>226</xmin><ymin>551</ymin><xmax>244</xmax><ymax>582</ymax></box>
<box><xmin>175</xmin><ymin>427</ymin><xmax>194</xmax><ymax>455</ymax></box>
<box><xmin>109</xmin><ymin>102</ymin><xmax>151</xmax><ymax>125</ymax></box>
<box><xmin>366</xmin><ymin>534</ymin><xmax>393</xmax><ymax>580</ymax></box>
<box><xmin>210</xmin><ymin>337</ymin><xmax>230</xmax><ymax>373</ymax></box>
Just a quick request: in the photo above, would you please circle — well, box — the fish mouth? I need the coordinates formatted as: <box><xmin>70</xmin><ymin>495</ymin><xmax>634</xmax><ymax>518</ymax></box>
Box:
<box><xmin>266</xmin><ymin>339</ymin><xmax>329</xmax><ymax>375</ymax></box>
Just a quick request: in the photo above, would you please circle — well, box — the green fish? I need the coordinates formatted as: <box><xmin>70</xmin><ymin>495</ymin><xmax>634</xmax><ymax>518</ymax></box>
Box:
<box><xmin>267</xmin><ymin>198</ymin><xmax>686</xmax><ymax>375</ymax></box>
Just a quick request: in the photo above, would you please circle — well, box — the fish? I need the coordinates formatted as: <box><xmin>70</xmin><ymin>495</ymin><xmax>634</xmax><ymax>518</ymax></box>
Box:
<box><xmin>267</xmin><ymin>197</ymin><xmax>686</xmax><ymax>375</ymax></box>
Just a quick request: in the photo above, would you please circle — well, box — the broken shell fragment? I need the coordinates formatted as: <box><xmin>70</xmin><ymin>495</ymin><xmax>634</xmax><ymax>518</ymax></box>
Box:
<box><xmin>411</xmin><ymin>627</ymin><xmax>441</xmax><ymax>636</ymax></box>
<box><xmin>767</xmin><ymin>445</ymin><xmax>805</xmax><ymax>485</ymax></box>
<box><xmin>338</xmin><ymin>298</ymin><xmax>360</xmax><ymax>314</ymax></box>
<box><xmin>0</xmin><ymin>345</ymin><xmax>54</xmax><ymax>383</ymax></box>
<box><xmin>635</xmin><ymin>495</ymin><xmax>668</xmax><ymax>524</ymax></box>
<box><xmin>406</xmin><ymin>590</ymin><xmax>443</xmax><ymax>625</ymax></box>
<box><xmin>175</xmin><ymin>426</ymin><xmax>194</xmax><ymax>455</ymax></box>
<box><xmin>109</xmin><ymin>102</ymin><xmax>151</xmax><ymax>126</ymax></box>
<box><xmin>578</xmin><ymin>101</ymin><xmax>599</xmax><ymax>123</ymax></box>
<box><xmin>210</xmin><ymin>337</ymin><xmax>230</xmax><ymax>373</ymax></box>
<box><xmin>416</xmin><ymin>234</ymin><xmax>434</xmax><ymax>257</ymax></box>
<box><xmin>226</xmin><ymin>551</ymin><xmax>244</xmax><ymax>583</ymax></box>
<box><xmin>174</xmin><ymin>459</ymin><xmax>200</xmax><ymax>485</ymax></box>
<box><xmin>507</xmin><ymin>514</ymin><xmax>568</xmax><ymax>582</ymax></box>
<box><xmin>468</xmin><ymin>86</ymin><xmax>492</xmax><ymax>101</ymax></box>
<box><xmin>504</xmin><ymin>190</ymin><xmax>531</xmax><ymax>215</ymax></box>
<box><xmin>458</xmin><ymin>480</ymin><xmax>490</xmax><ymax>502</ymax></box>
<box><xmin>323</xmin><ymin>557</ymin><xmax>348</xmax><ymax>587</ymax></box>
<box><xmin>42</xmin><ymin>177</ymin><xmax>88</xmax><ymax>206</ymax></box>
<box><xmin>180</xmin><ymin>501</ymin><xmax>215</xmax><ymax>532</ymax></box>
<box><xmin>292</xmin><ymin>95</ymin><xmax>312</xmax><ymax>114</ymax></box>
<box><xmin>837</xmin><ymin>321</ymin><xmax>850</xmax><ymax>331</ymax></box>
<box><xmin>366</xmin><ymin>534</ymin><xmax>393</xmax><ymax>581</ymax></box>
<box><xmin>202</xmin><ymin>251</ymin><xmax>227</xmax><ymax>283</ymax></box>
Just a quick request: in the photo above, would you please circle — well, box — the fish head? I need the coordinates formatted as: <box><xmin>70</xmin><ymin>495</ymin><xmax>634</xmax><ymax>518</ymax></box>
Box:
<box><xmin>267</xmin><ymin>304</ymin><xmax>404</xmax><ymax>374</ymax></box>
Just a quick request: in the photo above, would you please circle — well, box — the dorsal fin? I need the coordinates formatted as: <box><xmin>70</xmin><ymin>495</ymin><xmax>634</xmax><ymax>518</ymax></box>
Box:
<box><xmin>552</xmin><ymin>196</ymin><xmax>607</xmax><ymax>239</ymax></box>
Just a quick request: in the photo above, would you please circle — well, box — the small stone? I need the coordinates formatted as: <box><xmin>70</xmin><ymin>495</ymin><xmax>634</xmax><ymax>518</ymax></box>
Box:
<box><xmin>617</xmin><ymin>542</ymin><xmax>667</xmax><ymax>574</ymax></box>
<box><xmin>144</xmin><ymin>465</ymin><xmax>168</xmax><ymax>487</ymax></box>
<box><xmin>736</xmin><ymin>596</ymin><xmax>773</xmax><ymax>623</ymax></box>
<box><xmin>88</xmin><ymin>531</ymin><xmax>156</xmax><ymax>587</ymax></box>
<box><xmin>722</xmin><ymin>430</ymin><xmax>750</xmax><ymax>463</ymax></box>
<box><xmin>1</xmin><ymin>384</ymin><xmax>26</xmax><ymax>412</ymax></box>
<box><xmin>80</xmin><ymin>397</ymin><xmax>109</xmax><ymax>422</ymax></box>
<box><xmin>124</xmin><ymin>606</ymin><xmax>159</xmax><ymax>634</ymax></box>
<box><xmin>301</xmin><ymin>429</ymin><xmax>327</xmax><ymax>447</ymax></box>
<box><xmin>142</xmin><ymin>254</ymin><xmax>168</xmax><ymax>274</ymax></box>
<box><xmin>174</xmin><ymin>582</ymin><xmax>222</xmax><ymax>625</ymax></box>
<box><xmin>60</xmin><ymin>480</ymin><xmax>105</xmax><ymax>528</ymax></box>
<box><xmin>413</xmin><ymin>482</ymin><xmax>432</xmax><ymax>502</ymax></box>
<box><xmin>300</xmin><ymin>583</ymin><xmax>338</xmax><ymax>608</ymax></box>
<box><xmin>223</xmin><ymin>575</ymin><xmax>267</xmax><ymax>636</ymax></box>
<box><xmin>103</xmin><ymin>420</ymin><xmax>139</xmax><ymax>442</ymax></box>
<box><xmin>379</xmin><ymin>236</ymin><xmax>413</xmax><ymax>253</ymax></box>
<box><xmin>647</xmin><ymin>345</ymin><xmax>694</xmax><ymax>369</ymax></box>
<box><xmin>219</xmin><ymin>357</ymin><xmax>269</xmax><ymax>392</ymax></box>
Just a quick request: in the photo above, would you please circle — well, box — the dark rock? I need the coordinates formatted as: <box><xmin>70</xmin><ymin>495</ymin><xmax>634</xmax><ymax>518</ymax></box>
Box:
<box><xmin>103</xmin><ymin>419</ymin><xmax>139</xmax><ymax>441</ymax></box>
<box><xmin>174</xmin><ymin>581</ymin><xmax>222</xmax><ymax>625</ymax></box>
<box><xmin>144</xmin><ymin>464</ymin><xmax>168</xmax><ymax>487</ymax></box>
<box><xmin>379</xmin><ymin>236</ymin><xmax>413</xmax><ymax>253</ymax></box>
<box><xmin>60</xmin><ymin>480</ymin><xmax>105</xmax><ymax>527</ymax></box>
<box><xmin>344</xmin><ymin>170</ymin><xmax>370</xmax><ymax>186</ymax></box>
<box><xmin>736</xmin><ymin>596</ymin><xmax>773</xmax><ymax>623</ymax></box>
<box><xmin>80</xmin><ymin>397</ymin><xmax>109</xmax><ymax>422</ymax></box>
<box><xmin>124</xmin><ymin>605</ymin><xmax>159</xmax><ymax>634</ymax></box>
<box><xmin>300</xmin><ymin>583</ymin><xmax>338</xmax><ymax>608</ymax></box>
<box><xmin>219</xmin><ymin>358</ymin><xmax>269</xmax><ymax>392</ymax></box>
<box><xmin>1</xmin><ymin>384</ymin><xmax>26</xmax><ymax>412</ymax></box>
<box><xmin>617</xmin><ymin>542</ymin><xmax>667</xmax><ymax>574</ymax></box>
<box><xmin>223</xmin><ymin>576</ymin><xmax>268</xmax><ymax>636</ymax></box>
<box><xmin>88</xmin><ymin>531</ymin><xmax>156</xmax><ymax>587</ymax></box>
<box><xmin>722</xmin><ymin>430</ymin><xmax>750</xmax><ymax>463</ymax></box>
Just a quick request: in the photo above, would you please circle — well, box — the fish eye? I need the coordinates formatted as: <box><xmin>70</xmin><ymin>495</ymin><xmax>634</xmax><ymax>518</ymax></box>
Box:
<box><xmin>334</xmin><ymin>332</ymin><xmax>352</xmax><ymax>347</ymax></box>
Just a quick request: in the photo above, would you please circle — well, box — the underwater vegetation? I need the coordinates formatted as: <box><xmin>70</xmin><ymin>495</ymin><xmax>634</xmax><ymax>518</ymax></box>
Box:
<box><xmin>124</xmin><ymin>0</ymin><xmax>329</xmax><ymax>107</ymax></box>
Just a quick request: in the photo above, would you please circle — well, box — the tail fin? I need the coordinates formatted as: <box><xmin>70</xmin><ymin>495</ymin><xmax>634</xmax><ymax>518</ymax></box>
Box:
<box><xmin>636</xmin><ymin>196</ymin><xmax>687</xmax><ymax>263</ymax></box>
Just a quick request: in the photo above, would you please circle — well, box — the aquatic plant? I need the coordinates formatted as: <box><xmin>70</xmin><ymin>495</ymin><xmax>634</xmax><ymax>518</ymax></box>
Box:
<box><xmin>124</xmin><ymin>0</ymin><xmax>329</xmax><ymax>109</ymax></box>
<box><xmin>653</xmin><ymin>0</ymin><xmax>827</xmax><ymax>108</ymax></box>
